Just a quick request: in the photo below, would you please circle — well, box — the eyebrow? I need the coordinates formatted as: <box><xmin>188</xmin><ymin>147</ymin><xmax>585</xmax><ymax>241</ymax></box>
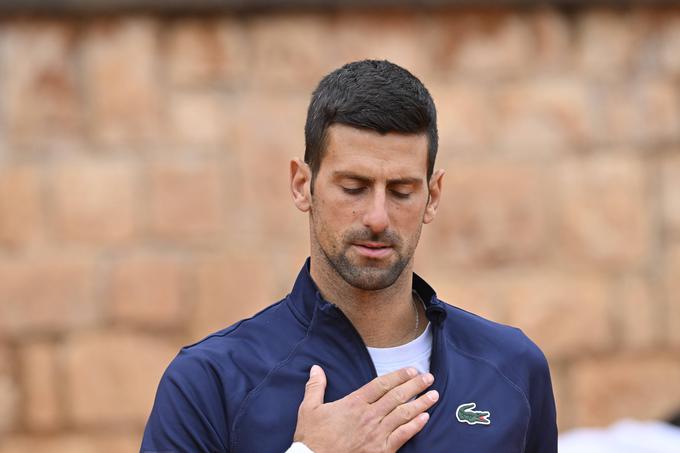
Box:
<box><xmin>332</xmin><ymin>171</ymin><xmax>422</xmax><ymax>185</ymax></box>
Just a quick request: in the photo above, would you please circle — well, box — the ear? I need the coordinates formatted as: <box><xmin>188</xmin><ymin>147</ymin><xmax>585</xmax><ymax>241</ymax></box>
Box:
<box><xmin>290</xmin><ymin>158</ymin><xmax>312</xmax><ymax>212</ymax></box>
<box><xmin>423</xmin><ymin>169</ymin><xmax>444</xmax><ymax>224</ymax></box>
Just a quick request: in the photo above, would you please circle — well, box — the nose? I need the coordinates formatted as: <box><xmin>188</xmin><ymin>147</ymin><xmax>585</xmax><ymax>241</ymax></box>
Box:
<box><xmin>362</xmin><ymin>188</ymin><xmax>389</xmax><ymax>234</ymax></box>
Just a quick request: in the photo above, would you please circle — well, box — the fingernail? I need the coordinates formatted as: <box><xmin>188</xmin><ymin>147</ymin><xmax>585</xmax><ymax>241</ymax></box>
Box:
<box><xmin>419</xmin><ymin>412</ymin><xmax>430</xmax><ymax>423</ymax></box>
<box><xmin>406</xmin><ymin>367</ymin><xmax>418</xmax><ymax>377</ymax></box>
<box><xmin>427</xmin><ymin>390</ymin><xmax>439</xmax><ymax>402</ymax></box>
<box><xmin>422</xmin><ymin>373</ymin><xmax>434</xmax><ymax>385</ymax></box>
<box><xmin>310</xmin><ymin>365</ymin><xmax>321</xmax><ymax>377</ymax></box>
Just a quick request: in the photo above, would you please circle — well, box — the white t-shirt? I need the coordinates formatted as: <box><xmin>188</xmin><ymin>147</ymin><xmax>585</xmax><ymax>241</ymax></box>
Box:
<box><xmin>367</xmin><ymin>322</ymin><xmax>432</xmax><ymax>377</ymax></box>
<box><xmin>287</xmin><ymin>323</ymin><xmax>433</xmax><ymax>453</ymax></box>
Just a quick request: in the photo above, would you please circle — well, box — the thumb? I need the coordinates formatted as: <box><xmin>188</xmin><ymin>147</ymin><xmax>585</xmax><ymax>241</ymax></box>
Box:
<box><xmin>302</xmin><ymin>365</ymin><xmax>327</xmax><ymax>409</ymax></box>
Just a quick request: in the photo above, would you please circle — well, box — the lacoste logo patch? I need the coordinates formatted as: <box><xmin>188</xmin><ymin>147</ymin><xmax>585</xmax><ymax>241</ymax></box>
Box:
<box><xmin>456</xmin><ymin>402</ymin><xmax>491</xmax><ymax>426</ymax></box>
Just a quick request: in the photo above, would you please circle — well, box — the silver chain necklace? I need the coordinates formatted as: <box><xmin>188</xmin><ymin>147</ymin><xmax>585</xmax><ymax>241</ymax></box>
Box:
<box><xmin>411</xmin><ymin>291</ymin><xmax>422</xmax><ymax>340</ymax></box>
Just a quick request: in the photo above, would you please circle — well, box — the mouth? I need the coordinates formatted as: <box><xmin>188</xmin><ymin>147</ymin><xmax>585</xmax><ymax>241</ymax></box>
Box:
<box><xmin>352</xmin><ymin>242</ymin><xmax>394</xmax><ymax>259</ymax></box>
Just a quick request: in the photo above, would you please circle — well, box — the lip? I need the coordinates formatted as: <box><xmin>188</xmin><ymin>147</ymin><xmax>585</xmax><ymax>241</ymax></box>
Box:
<box><xmin>352</xmin><ymin>243</ymin><xmax>393</xmax><ymax>259</ymax></box>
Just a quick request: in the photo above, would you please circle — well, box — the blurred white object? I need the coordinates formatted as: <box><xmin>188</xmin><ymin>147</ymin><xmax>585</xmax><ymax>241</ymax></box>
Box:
<box><xmin>559</xmin><ymin>419</ymin><xmax>680</xmax><ymax>452</ymax></box>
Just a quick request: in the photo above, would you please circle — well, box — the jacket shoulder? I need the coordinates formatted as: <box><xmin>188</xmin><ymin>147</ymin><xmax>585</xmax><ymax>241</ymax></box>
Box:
<box><xmin>143</xmin><ymin>296</ymin><xmax>310</xmax><ymax>451</ymax></box>
<box><xmin>160</xmin><ymin>296</ymin><xmax>307</xmax><ymax>417</ymax></box>
<box><xmin>440</xmin><ymin>301</ymin><xmax>557</xmax><ymax>451</ymax></box>
<box><xmin>182</xmin><ymin>297</ymin><xmax>305</xmax><ymax>363</ymax></box>
<box><xmin>441</xmin><ymin>301</ymin><xmax>550</xmax><ymax>391</ymax></box>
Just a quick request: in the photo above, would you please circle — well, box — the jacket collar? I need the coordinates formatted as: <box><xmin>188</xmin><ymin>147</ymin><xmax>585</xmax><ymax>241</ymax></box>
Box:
<box><xmin>288</xmin><ymin>257</ymin><xmax>447</xmax><ymax>326</ymax></box>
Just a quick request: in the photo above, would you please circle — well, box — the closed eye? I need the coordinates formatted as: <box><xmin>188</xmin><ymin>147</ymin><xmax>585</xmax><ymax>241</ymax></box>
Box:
<box><xmin>391</xmin><ymin>190</ymin><xmax>411</xmax><ymax>199</ymax></box>
<box><xmin>342</xmin><ymin>187</ymin><xmax>365</xmax><ymax>195</ymax></box>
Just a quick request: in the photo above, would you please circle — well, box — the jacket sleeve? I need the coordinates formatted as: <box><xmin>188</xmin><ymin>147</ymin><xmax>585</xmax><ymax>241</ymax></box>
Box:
<box><xmin>523</xmin><ymin>343</ymin><xmax>558</xmax><ymax>453</ymax></box>
<box><xmin>141</xmin><ymin>349</ymin><xmax>229</xmax><ymax>453</ymax></box>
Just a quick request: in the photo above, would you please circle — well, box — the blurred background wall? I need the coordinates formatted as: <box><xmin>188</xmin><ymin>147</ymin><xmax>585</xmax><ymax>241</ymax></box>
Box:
<box><xmin>0</xmin><ymin>1</ymin><xmax>679</xmax><ymax>451</ymax></box>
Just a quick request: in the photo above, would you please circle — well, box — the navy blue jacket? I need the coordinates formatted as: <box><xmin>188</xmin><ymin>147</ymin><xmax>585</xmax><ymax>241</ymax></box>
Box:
<box><xmin>142</xmin><ymin>259</ymin><xmax>557</xmax><ymax>452</ymax></box>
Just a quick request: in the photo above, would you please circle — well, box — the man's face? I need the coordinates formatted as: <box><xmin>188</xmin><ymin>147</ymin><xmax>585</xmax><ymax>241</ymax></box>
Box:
<box><xmin>308</xmin><ymin>124</ymin><xmax>433</xmax><ymax>291</ymax></box>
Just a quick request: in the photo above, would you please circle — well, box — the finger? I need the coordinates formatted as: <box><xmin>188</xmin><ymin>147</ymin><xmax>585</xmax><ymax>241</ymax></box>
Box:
<box><xmin>353</xmin><ymin>367</ymin><xmax>418</xmax><ymax>404</ymax></box>
<box><xmin>386</xmin><ymin>412</ymin><xmax>430</xmax><ymax>451</ymax></box>
<box><xmin>380</xmin><ymin>390</ymin><xmax>439</xmax><ymax>433</ymax></box>
<box><xmin>372</xmin><ymin>372</ymin><xmax>434</xmax><ymax>417</ymax></box>
<box><xmin>301</xmin><ymin>365</ymin><xmax>327</xmax><ymax>410</ymax></box>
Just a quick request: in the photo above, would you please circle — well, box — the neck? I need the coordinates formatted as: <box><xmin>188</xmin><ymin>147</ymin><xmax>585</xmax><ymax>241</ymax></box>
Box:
<box><xmin>309</xmin><ymin>252</ymin><xmax>425</xmax><ymax>348</ymax></box>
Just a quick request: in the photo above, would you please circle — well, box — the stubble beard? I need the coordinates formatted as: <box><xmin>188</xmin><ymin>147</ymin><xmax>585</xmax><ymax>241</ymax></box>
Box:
<box><xmin>313</xmin><ymin>218</ymin><xmax>421</xmax><ymax>291</ymax></box>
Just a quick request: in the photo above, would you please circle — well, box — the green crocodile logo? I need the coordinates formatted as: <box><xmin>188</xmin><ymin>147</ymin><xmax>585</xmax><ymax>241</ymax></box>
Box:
<box><xmin>456</xmin><ymin>402</ymin><xmax>491</xmax><ymax>426</ymax></box>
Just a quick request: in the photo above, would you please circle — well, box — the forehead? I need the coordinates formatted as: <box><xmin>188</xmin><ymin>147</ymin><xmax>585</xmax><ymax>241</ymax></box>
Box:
<box><xmin>321</xmin><ymin>124</ymin><xmax>428</xmax><ymax>178</ymax></box>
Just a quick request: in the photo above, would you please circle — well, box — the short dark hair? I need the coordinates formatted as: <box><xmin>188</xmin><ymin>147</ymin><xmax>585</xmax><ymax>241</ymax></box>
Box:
<box><xmin>304</xmin><ymin>60</ymin><xmax>438</xmax><ymax>189</ymax></box>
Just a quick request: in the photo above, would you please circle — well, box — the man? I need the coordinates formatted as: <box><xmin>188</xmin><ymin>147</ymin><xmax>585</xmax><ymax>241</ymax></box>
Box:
<box><xmin>141</xmin><ymin>60</ymin><xmax>557</xmax><ymax>452</ymax></box>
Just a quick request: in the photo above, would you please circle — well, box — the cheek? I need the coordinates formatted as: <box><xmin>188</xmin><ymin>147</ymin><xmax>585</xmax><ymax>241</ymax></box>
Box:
<box><xmin>391</xmin><ymin>200</ymin><xmax>425</xmax><ymax>225</ymax></box>
<box><xmin>313</xmin><ymin>199</ymin><xmax>353</xmax><ymax>240</ymax></box>
<box><xmin>391</xmin><ymin>204</ymin><xmax>426</xmax><ymax>243</ymax></box>
<box><xmin>319</xmin><ymin>194</ymin><xmax>360</xmax><ymax>223</ymax></box>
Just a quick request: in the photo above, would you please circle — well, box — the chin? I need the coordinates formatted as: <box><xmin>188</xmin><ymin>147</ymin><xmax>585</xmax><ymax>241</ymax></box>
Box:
<box><xmin>339</xmin><ymin>262</ymin><xmax>406</xmax><ymax>291</ymax></box>
<box><xmin>347</xmin><ymin>277</ymin><xmax>396</xmax><ymax>291</ymax></box>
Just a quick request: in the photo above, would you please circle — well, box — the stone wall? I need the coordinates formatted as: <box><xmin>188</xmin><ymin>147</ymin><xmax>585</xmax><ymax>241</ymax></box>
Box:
<box><xmin>0</xmin><ymin>5</ymin><xmax>679</xmax><ymax>450</ymax></box>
